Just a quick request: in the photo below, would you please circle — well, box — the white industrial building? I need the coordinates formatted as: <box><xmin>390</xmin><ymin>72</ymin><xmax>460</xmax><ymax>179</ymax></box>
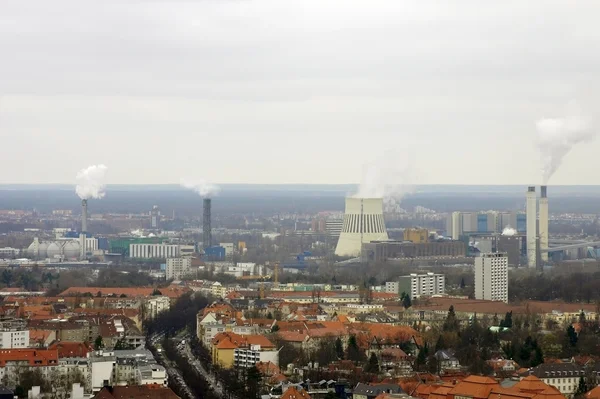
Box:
<box><xmin>165</xmin><ymin>258</ymin><xmax>192</xmax><ymax>280</ymax></box>
<box><xmin>129</xmin><ymin>243</ymin><xmax>180</xmax><ymax>259</ymax></box>
<box><xmin>475</xmin><ymin>252</ymin><xmax>508</xmax><ymax>303</ymax></box>
<box><xmin>335</xmin><ymin>198</ymin><xmax>389</xmax><ymax>257</ymax></box>
<box><xmin>27</xmin><ymin>237</ymin><xmax>98</xmax><ymax>261</ymax></box>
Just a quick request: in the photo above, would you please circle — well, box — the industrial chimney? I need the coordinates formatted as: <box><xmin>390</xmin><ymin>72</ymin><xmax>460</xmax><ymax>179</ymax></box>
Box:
<box><xmin>526</xmin><ymin>186</ymin><xmax>537</xmax><ymax>268</ymax></box>
<box><xmin>80</xmin><ymin>199</ymin><xmax>88</xmax><ymax>260</ymax></box>
<box><xmin>539</xmin><ymin>185</ymin><xmax>548</xmax><ymax>262</ymax></box>
<box><xmin>335</xmin><ymin>197</ymin><xmax>388</xmax><ymax>257</ymax></box>
<box><xmin>203</xmin><ymin>198</ymin><xmax>212</xmax><ymax>249</ymax></box>
<box><xmin>81</xmin><ymin>199</ymin><xmax>88</xmax><ymax>233</ymax></box>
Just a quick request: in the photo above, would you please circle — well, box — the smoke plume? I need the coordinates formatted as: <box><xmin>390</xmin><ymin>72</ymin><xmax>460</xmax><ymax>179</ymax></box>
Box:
<box><xmin>180</xmin><ymin>178</ymin><xmax>221</xmax><ymax>197</ymax></box>
<box><xmin>536</xmin><ymin>102</ymin><xmax>595</xmax><ymax>183</ymax></box>
<box><xmin>353</xmin><ymin>150</ymin><xmax>414</xmax><ymax>210</ymax></box>
<box><xmin>502</xmin><ymin>226</ymin><xmax>517</xmax><ymax>236</ymax></box>
<box><xmin>75</xmin><ymin>164</ymin><xmax>108</xmax><ymax>200</ymax></box>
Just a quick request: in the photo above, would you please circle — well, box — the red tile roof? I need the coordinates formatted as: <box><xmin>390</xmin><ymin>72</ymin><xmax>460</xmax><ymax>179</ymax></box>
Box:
<box><xmin>93</xmin><ymin>385</ymin><xmax>179</xmax><ymax>399</ymax></box>
<box><xmin>281</xmin><ymin>386</ymin><xmax>311</xmax><ymax>399</ymax></box>
<box><xmin>48</xmin><ymin>341</ymin><xmax>92</xmax><ymax>358</ymax></box>
<box><xmin>0</xmin><ymin>349</ymin><xmax>58</xmax><ymax>366</ymax></box>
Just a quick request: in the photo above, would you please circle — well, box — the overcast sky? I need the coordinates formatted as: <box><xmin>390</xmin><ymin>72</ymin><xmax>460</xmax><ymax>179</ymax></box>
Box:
<box><xmin>1</xmin><ymin>0</ymin><xmax>599</xmax><ymax>185</ymax></box>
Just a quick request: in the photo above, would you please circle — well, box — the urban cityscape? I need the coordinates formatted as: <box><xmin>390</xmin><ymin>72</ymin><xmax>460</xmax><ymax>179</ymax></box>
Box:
<box><xmin>2</xmin><ymin>2</ymin><xmax>600</xmax><ymax>399</ymax></box>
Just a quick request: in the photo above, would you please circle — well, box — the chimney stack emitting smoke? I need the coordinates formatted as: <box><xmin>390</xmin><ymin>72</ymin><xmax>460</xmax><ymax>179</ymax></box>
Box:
<box><xmin>203</xmin><ymin>198</ymin><xmax>212</xmax><ymax>249</ymax></box>
<box><xmin>81</xmin><ymin>199</ymin><xmax>88</xmax><ymax>233</ymax></box>
<box><xmin>539</xmin><ymin>185</ymin><xmax>549</xmax><ymax>262</ymax></box>
<box><xmin>526</xmin><ymin>186</ymin><xmax>537</xmax><ymax>269</ymax></box>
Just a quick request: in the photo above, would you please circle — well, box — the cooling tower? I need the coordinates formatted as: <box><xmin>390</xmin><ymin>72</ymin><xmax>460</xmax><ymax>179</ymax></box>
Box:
<box><xmin>203</xmin><ymin>198</ymin><xmax>212</xmax><ymax>249</ymax></box>
<box><xmin>335</xmin><ymin>197</ymin><xmax>388</xmax><ymax>257</ymax></box>
<box><xmin>526</xmin><ymin>186</ymin><xmax>537</xmax><ymax>268</ymax></box>
<box><xmin>539</xmin><ymin>185</ymin><xmax>548</xmax><ymax>262</ymax></box>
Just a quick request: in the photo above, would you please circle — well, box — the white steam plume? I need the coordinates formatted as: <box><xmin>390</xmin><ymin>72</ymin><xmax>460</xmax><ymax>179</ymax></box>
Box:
<box><xmin>502</xmin><ymin>226</ymin><xmax>517</xmax><ymax>236</ymax></box>
<box><xmin>353</xmin><ymin>150</ymin><xmax>414</xmax><ymax>211</ymax></box>
<box><xmin>75</xmin><ymin>164</ymin><xmax>108</xmax><ymax>200</ymax></box>
<box><xmin>536</xmin><ymin>101</ymin><xmax>595</xmax><ymax>183</ymax></box>
<box><xmin>180</xmin><ymin>178</ymin><xmax>221</xmax><ymax>197</ymax></box>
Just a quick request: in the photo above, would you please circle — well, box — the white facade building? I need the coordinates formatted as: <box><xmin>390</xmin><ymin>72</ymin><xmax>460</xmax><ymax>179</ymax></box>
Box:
<box><xmin>233</xmin><ymin>345</ymin><xmax>279</xmax><ymax>369</ymax></box>
<box><xmin>166</xmin><ymin>258</ymin><xmax>192</xmax><ymax>280</ymax></box>
<box><xmin>144</xmin><ymin>296</ymin><xmax>170</xmax><ymax>319</ymax></box>
<box><xmin>397</xmin><ymin>273</ymin><xmax>445</xmax><ymax>298</ymax></box>
<box><xmin>129</xmin><ymin>243</ymin><xmax>180</xmax><ymax>259</ymax></box>
<box><xmin>474</xmin><ymin>252</ymin><xmax>508</xmax><ymax>303</ymax></box>
<box><xmin>0</xmin><ymin>329</ymin><xmax>29</xmax><ymax>349</ymax></box>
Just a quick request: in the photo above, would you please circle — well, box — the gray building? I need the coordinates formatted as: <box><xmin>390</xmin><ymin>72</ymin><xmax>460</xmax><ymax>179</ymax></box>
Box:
<box><xmin>474</xmin><ymin>252</ymin><xmax>508</xmax><ymax>303</ymax></box>
<box><xmin>392</xmin><ymin>272</ymin><xmax>445</xmax><ymax>298</ymax></box>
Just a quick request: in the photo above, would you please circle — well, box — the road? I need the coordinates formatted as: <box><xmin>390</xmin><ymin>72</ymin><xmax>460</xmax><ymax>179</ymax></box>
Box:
<box><xmin>173</xmin><ymin>334</ymin><xmax>226</xmax><ymax>397</ymax></box>
<box><xmin>148</xmin><ymin>332</ymin><xmax>195</xmax><ymax>399</ymax></box>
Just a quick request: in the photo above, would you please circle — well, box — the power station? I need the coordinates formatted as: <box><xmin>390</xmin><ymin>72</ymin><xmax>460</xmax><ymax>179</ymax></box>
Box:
<box><xmin>335</xmin><ymin>197</ymin><xmax>388</xmax><ymax>257</ymax></box>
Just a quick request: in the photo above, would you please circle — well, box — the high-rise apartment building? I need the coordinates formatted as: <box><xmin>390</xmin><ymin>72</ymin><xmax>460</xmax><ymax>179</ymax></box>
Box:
<box><xmin>166</xmin><ymin>258</ymin><xmax>192</xmax><ymax>280</ymax></box>
<box><xmin>474</xmin><ymin>252</ymin><xmax>508</xmax><ymax>303</ymax></box>
<box><xmin>396</xmin><ymin>272</ymin><xmax>445</xmax><ymax>298</ymax></box>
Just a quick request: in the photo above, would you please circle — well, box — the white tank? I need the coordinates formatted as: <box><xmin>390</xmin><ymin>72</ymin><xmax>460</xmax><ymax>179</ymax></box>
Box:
<box><xmin>335</xmin><ymin>197</ymin><xmax>389</xmax><ymax>257</ymax></box>
<box><xmin>37</xmin><ymin>242</ymin><xmax>49</xmax><ymax>258</ymax></box>
<box><xmin>63</xmin><ymin>241</ymin><xmax>81</xmax><ymax>259</ymax></box>
<box><xmin>46</xmin><ymin>242</ymin><xmax>61</xmax><ymax>258</ymax></box>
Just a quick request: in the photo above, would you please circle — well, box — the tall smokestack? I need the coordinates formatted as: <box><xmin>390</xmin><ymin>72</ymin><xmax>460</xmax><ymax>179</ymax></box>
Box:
<box><xmin>526</xmin><ymin>186</ymin><xmax>537</xmax><ymax>268</ymax></box>
<box><xmin>539</xmin><ymin>185</ymin><xmax>548</xmax><ymax>262</ymax></box>
<box><xmin>203</xmin><ymin>198</ymin><xmax>212</xmax><ymax>249</ymax></box>
<box><xmin>81</xmin><ymin>199</ymin><xmax>88</xmax><ymax>233</ymax></box>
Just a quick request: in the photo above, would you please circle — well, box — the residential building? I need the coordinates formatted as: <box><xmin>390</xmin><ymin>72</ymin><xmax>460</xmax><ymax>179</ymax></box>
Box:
<box><xmin>396</xmin><ymin>273</ymin><xmax>445</xmax><ymax>298</ymax></box>
<box><xmin>385</xmin><ymin>282</ymin><xmax>399</xmax><ymax>295</ymax></box>
<box><xmin>475</xmin><ymin>253</ymin><xmax>508</xmax><ymax>303</ymax></box>
<box><xmin>211</xmin><ymin>332</ymin><xmax>278</xmax><ymax>369</ymax></box>
<box><xmin>325</xmin><ymin>219</ymin><xmax>343</xmax><ymax>238</ymax></box>
<box><xmin>165</xmin><ymin>258</ymin><xmax>192</xmax><ymax>280</ymax></box>
<box><xmin>353</xmin><ymin>383</ymin><xmax>403</xmax><ymax>399</ymax></box>
<box><xmin>0</xmin><ymin>349</ymin><xmax>59</xmax><ymax>385</ymax></box>
<box><xmin>144</xmin><ymin>296</ymin><xmax>170</xmax><ymax>319</ymax></box>
<box><xmin>281</xmin><ymin>386</ymin><xmax>312</xmax><ymax>399</ymax></box>
<box><xmin>524</xmin><ymin>363</ymin><xmax>585</xmax><ymax>398</ymax></box>
<box><xmin>0</xmin><ymin>328</ymin><xmax>29</xmax><ymax>349</ymax></box>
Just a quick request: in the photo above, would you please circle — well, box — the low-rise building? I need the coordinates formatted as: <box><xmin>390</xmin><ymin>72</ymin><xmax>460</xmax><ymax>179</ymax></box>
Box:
<box><xmin>144</xmin><ymin>296</ymin><xmax>170</xmax><ymax>320</ymax></box>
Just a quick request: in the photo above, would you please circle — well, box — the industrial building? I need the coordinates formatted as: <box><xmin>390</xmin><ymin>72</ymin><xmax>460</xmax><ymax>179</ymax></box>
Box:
<box><xmin>335</xmin><ymin>198</ymin><xmax>388</xmax><ymax>257</ymax></box>
<box><xmin>446</xmin><ymin>211</ymin><xmax>526</xmax><ymax>239</ymax></box>
<box><xmin>361</xmin><ymin>240</ymin><xmax>465</xmax><ymax>262</ymax></box>
<box><xmin>403</xmin><ymin>228</ymin><xmax>429</xmax><ymax>244</ymax></box>
<box><xmin>386</xmin><ymin>272</ymin><xmax>445</xmax><ymax>298</ymax></box>
<box><xmin>474</xmin><ymin>252</ymin><xmax>508</xmax><ymax>303</ymax></box>
<box><xmin>129</xmin><ymin>243</ymin><xmax>194</xmax><ymax>259</ymax></box>
<box><xmin>467</xmin><ymin>233</ymin><xmax>524</xmax><ymax>267</ymax></box>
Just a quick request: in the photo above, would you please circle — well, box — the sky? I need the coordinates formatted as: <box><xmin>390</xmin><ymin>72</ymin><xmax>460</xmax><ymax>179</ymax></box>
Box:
<box><xmin>1</xmin><ymin>0</ymin><xmax>599</xmax><ymax>185</ymax></box>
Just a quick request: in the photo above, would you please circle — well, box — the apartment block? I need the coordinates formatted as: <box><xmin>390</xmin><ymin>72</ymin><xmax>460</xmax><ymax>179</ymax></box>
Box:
<box><xmin>475</xmin><ymin>252</ymin><xmax>508</xmax><ymax>303</ymax></box>
<box><xmin>396</xmin><ymin>273</ymin><xmax>445</xmax><ymax>298</ymax></box>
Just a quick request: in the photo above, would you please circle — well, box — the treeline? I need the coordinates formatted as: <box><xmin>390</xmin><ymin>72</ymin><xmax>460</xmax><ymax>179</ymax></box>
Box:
<box><xmin>145</xmin><ymin>292</ymin><xmax>210</xmax><ymax>335</ymax></box>
<box><xmin>509</xmin><ymin>272</ymin><xmax>600</xmax><ymax>303</ymax></box>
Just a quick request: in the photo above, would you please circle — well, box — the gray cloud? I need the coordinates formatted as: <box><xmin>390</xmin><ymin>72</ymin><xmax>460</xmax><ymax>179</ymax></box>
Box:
<box><xmin>1</xmin><ymin>0</ymin><xmax>600</xmax><ymax>184</ymax></box>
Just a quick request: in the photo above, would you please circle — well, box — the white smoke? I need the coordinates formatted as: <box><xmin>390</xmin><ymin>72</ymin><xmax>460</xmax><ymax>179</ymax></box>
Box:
<box><xmin>75</xmin><ymin>164</ymin><xmax>108</xmax><ymax>200</ymax></box>
<box><xmin>502</xmin><ymin>226</ymin><xmax>517</xmax><ymax>236</ymax></box>
<box><xmin>180</xmin><ymin>178</ymin><xmax>221</xmax><ymax>197</ymax></box>
<box><xmin>353</xmin><ymin>150</ymin><xmax>414</xmax><ymax>211</ymax></box>
<box><xmin>536</xmin><ymin>101</ymin><xmax>595</xmax><ymax>183</ymax></box>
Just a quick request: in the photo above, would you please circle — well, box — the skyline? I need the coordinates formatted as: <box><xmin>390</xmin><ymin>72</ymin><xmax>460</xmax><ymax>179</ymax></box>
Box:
<box><xmin>1</xmin><ymin>1</ymin><xmax>599</xmax><ymax>185</ymax></box>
